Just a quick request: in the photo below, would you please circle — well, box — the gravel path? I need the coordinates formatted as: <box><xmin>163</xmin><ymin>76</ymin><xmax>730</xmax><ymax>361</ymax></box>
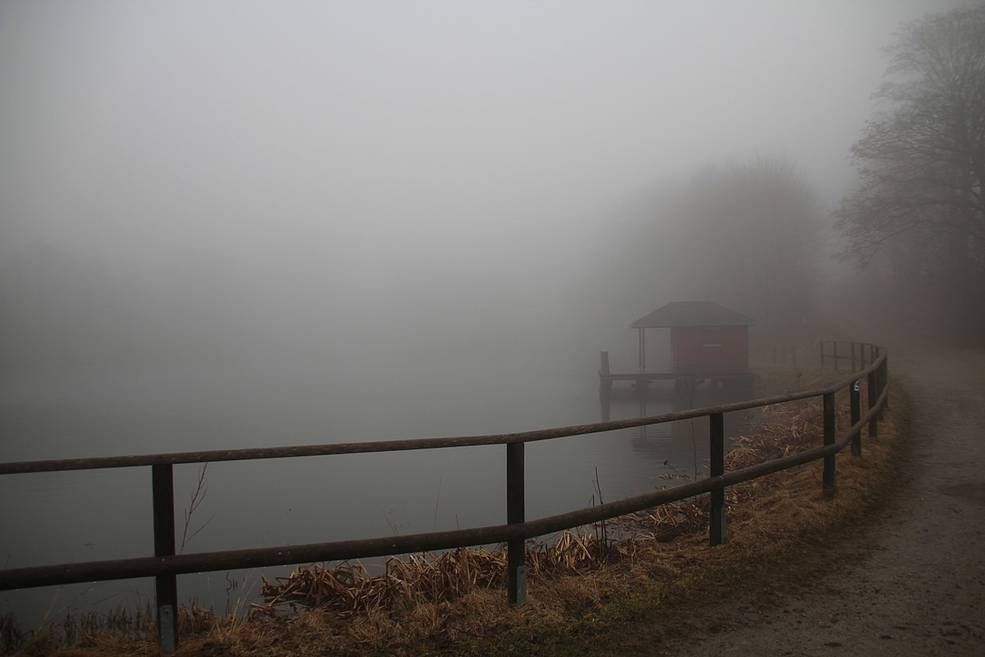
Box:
<box><xmin>661</xmin><ymin>352</ymin><xmax>985</xmax><ymax>657</ymax></box>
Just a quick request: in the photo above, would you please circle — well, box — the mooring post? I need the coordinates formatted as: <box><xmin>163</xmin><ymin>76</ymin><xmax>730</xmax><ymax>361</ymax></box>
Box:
<box><xmin>822</xmin><ymin>392</ymin><xmax>836</xmax><ymax>492</ymax></box>
<box><xmin>599</xmin><ymin>351</ymin><xmax>611</xmax><ymax>421</ymax></box>
<box><xmin>506</xmin><ymin>442</ymin><xmax>526</xmax><ymax>606</ymax></box>
<box><xmin>850</xmin><ymin>380</ymin><xmax>862</xmax><ymax>456</ymax></box>
<box><xmin>709</xmin><ymin>412</ymin><xmax>726</xmax><ymax>545</ymax></box>
<box><xmin>152</xmin><ymin>464</ymin><xmax>178</xmax><ymax>655</ymax></box>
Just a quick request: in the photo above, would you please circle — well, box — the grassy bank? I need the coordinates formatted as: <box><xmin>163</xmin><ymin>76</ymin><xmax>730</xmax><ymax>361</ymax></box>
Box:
<box><xmin>8</xmin><ymin>379</ymin><xmax>909</xmax><ymax>657</ymax></box>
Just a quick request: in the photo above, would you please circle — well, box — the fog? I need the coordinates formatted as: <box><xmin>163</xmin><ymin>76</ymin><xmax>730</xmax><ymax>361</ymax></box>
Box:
<box><xmin>0</xmin><ymin>0</ymin><xmax>966</xmax><ymax>627</ymax></box>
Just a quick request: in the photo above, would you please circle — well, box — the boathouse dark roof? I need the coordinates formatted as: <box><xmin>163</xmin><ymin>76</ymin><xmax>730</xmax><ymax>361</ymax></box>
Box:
<box><xmin>631</xmin><ymin>301</ymin><xmax>752</xmax><ymax>329</ymax></box>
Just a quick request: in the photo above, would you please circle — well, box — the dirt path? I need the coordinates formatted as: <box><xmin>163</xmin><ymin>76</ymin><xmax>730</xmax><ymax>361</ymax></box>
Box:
<box><xmin>656</xmin><ymin>352</ymin><xmax>985</xmax><ymax>657</ymax></box>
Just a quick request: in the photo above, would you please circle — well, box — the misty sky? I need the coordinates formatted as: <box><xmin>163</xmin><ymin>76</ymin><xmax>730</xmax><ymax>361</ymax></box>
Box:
<box><xmin>0</xmin><ymin>1</ymin><xmax>966</xmax><ymax>372</ymax></box>
<box><xmin>1</xmin><ymin>2</ymin><xmax>961</xmax><ymax>238</ymax></box>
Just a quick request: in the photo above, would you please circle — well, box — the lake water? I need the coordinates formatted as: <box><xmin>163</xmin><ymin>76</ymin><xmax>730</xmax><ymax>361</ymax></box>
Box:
<box><xmin>0</xmin><ymin>355</ymin><xmax>744</xmax><ymax>627</ymax></box>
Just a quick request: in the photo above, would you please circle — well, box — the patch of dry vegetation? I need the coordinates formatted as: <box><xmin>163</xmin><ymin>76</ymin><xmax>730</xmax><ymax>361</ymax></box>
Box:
<box><xmin>252</xmin><ymin>530</ymin><xmax>640</xmax><ymax>620</ymax></box>
<box><xmin>9</xmin><ymin>380</ymin><xmax>907</xmax><ymax>657</ymax></box>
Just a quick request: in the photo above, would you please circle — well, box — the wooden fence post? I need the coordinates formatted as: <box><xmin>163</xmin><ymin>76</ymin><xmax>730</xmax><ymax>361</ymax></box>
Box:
<box><xmin>850</xmin><ymin>380</ymin><xmax>862</xmax><ymax>456</ymax></box>
<box><xmin>709</xmin><ymin>412</ymin><xmax>726</xmax><ymax>545</ymax></box>
<box><xmin>867</xmin><ymin>367</ymin><xmax>879</xmax><ymax>439</ymax></box>
<box><xmin>880</xmin><ymin>355</ymin><xmax>889</xmax><ymax>415</ymax></box>
<box><xmin>152</xmin><ymin>464</ymin><xmax>177</xmax><ymax>655</ymax></box>
<box><xmin>822</xmin><ymin>392</ymin><xmax>836</xmax><ymax>492</ymax></box>
<box><xmin>506</xmin><ymin>443</ymin><xmax>526</xmax><ymax>606</ymax></box>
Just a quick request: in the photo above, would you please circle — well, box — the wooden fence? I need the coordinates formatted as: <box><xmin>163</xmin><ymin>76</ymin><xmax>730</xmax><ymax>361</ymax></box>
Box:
<box><xmin>0</xmin><ymin>342</ymin><xmax>889</xmax><ymax>654</ymax></box>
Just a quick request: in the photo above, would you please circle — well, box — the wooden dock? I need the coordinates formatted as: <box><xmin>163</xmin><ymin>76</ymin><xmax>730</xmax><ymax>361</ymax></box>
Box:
<box><xmin>600</xmin><ymin>371</ymin><xmax>753</xmax><ymax>384</ymax></box>
<box><xmin>598</xmin><ymin>351</ymin><xmax>753</xmax><ymax>386</ymax></box>
<box><xmin>597</xmin><ymin>350</ymin><xmax>754</xmax><ymax>420</ymax></box>
<box><xmin>601</xmin><ymin>371</ymin><xmax>678</xmax><ymax>382</ymax></box>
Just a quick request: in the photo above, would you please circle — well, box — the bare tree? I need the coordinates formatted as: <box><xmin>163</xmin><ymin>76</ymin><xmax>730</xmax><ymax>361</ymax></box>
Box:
<box><xmin>837</xmin><ymin>6</ymin><xmax>985</xmax><ymax>271</ymax></box>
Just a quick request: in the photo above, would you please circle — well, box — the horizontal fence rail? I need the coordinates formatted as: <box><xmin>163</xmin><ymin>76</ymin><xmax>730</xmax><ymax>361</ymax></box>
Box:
<box><xmin>0</xmin><ymin>342</ymin><xmax>890</xmax><ymax>655</ymax></box>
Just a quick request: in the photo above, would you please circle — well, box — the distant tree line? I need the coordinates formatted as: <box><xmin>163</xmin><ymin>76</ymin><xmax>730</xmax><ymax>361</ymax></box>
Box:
<box><xmin>668</xmin><ymin>159</ymin><xmax>820</xmax><ymax>339</ymax></box>
<box><xmin>606</xmin><ymin>157</ymin><xmax>823</xmax><ymax>348</ymax></box>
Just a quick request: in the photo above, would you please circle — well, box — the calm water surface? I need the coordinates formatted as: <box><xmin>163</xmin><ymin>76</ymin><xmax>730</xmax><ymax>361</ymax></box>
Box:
<box><xmin>0</xmin><ymin>355</ymin><xmax>735</xmax><ymax>626</ymax></box>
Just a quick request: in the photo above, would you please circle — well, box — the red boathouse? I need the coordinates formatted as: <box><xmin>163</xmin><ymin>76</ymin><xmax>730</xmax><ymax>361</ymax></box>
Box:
<box><xmin>631</xmin><ymin>301</ymin><xmax>752</xmax><ymax>375</ymax></box>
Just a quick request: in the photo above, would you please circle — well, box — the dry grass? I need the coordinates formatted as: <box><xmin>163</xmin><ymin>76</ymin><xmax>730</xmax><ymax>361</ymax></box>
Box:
<box><xmin>9</xmin><ymin>379</ymin><xmax>907</xmax><ymax>657</ymax></box>
<box><xmin>252</xmin><ymin>529</ymin><xmax>641</xmax><ymax>620</ymax></box>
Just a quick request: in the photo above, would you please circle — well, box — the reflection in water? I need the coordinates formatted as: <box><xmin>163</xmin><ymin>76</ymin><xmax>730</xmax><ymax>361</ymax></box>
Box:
<box><xmin>604</xmin><ymin>378</ymin><xmax>757</xmax><ymax>477</ymax></box>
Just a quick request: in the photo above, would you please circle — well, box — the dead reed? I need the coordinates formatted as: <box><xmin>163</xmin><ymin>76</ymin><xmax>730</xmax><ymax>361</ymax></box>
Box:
<box><xmin>252</xmin><ymin>528</ymin><xmax>646</xmax><ymax>619</ymax></box>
